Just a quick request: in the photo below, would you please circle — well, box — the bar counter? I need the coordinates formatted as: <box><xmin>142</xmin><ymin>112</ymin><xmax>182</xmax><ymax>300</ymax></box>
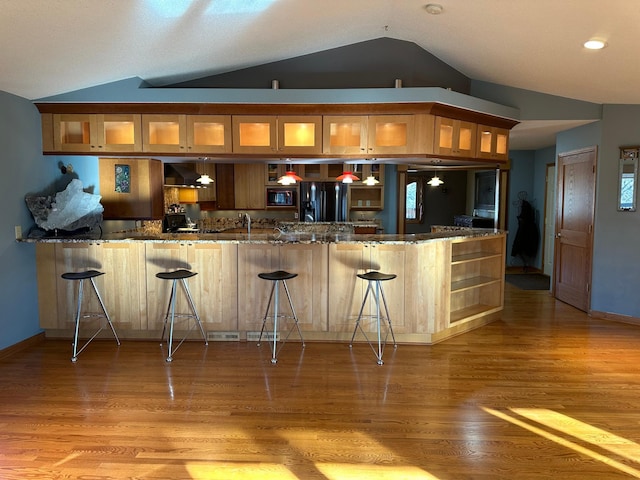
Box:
<box><xmin>30</xmin><ymin>227</ymin><xmax>506</xmax><ymax>345</ymax></box>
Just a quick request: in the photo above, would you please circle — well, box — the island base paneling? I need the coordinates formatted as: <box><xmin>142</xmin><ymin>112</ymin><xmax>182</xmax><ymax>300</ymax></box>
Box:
<box><xmin>34</xmin><ymin>231</ymin><xmax>505</xmax><ymax>344</ymax></box>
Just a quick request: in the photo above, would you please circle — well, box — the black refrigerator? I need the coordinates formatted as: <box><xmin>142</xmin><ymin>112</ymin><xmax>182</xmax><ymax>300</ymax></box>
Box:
<box><xmin>299</xmin><ymin>181</ymin><xmax>348</xmax><ymax>222</ymax></box>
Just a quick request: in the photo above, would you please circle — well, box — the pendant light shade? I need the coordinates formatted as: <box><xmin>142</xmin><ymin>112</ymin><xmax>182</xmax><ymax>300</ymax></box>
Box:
<box><xmin>336</xmin><ymin>171</ymin><xmax>360</xmax><ymax>184</ymax></box>
<box><xmin>427</xmin><ymin>173</ymin><xmax>444</xmax><ymax>186</ymax></box>
<box><xmin>362</xmin><ymin>175</ymin><xmax>379</xmax><ymax>186</ymax></box>
<box><xmin>277</xmin><ymin>170</ymin><xmax>303</xmax><ymax>185</ymax></box>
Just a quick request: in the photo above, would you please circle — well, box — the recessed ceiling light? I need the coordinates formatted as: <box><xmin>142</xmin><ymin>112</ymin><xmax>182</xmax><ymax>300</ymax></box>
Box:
<box><xmin>425</xmin><ymin>3</ymin><xmax>443</xmax><ymax>15</ymax></box>
<box><xmin>584</xmin><ymin>39</ymin><xmax>607</xmax><ymax>50</ymax></box>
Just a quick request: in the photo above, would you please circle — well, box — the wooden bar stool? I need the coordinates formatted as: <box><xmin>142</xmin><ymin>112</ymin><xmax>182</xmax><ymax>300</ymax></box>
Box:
<box><xmin>157</xmin><ymin>269</ymin><xmax>208</xmax><ymax>362</ymax></box>
<box><xmin>350</xmin><ymin>271</ymin><xmax>398</xmax><ymax>365</ymax></box>
<box><xmin>257</xmin><ymin>270</ymin><xmax>305</xmax><ymax>364</ymax></box>
<box><xmin>61</xmin><ymin>270</ymin><xmax>120</xmax><ymax>362</ymax></box>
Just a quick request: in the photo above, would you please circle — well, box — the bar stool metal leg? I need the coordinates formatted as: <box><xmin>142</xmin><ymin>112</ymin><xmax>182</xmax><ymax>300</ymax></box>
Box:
<box><xmin>257</xmin><ymin>271</ymin><xmax>305</xmax><ymax>364</ymax></box>
<box><xmin>349</xmin><ymin>271</ymin><xmax>397</xmax><ymax>365</ymax></box>
<box><xmin>157</xmin><ymin>270</ymin><xmax>208</xmax><ymax>362</ymax></box>
<box><xmin>62</xmin><ymin>270</ymin><xmax>120</xmax><ymax>363</ymax></box>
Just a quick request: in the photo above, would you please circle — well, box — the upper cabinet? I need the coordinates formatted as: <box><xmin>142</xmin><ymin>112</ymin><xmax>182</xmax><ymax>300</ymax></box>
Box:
<box><xmin>433</xmin><ymin>117</ymin><xmax>477</xmax><ymax>158</ymax></box>
<box><xmin>99</xmin><ymin>157</ymin><xmax>164</xmax><ymax>219</ymax></box>
<box><xmin>323</xmin><ymin>115</ymin><xmax>416</xmax><ymax>155</ymax></box>
<box><xmin>51</xmin><ymin>113</ymin><xmax>142</xmax><ymax>153</ymax></box>
<box><xmin>186</xmin><ymin>115</ymin><xmax>232</xmax><ymax>154</ymax></box>
<box><xmin>476</xmin><ymin>125</ymin><xmax>509</xmax><ymax>162</ymax></box>
<box><xmin>232</xmin><ymin>115</ymin><xmax>322</xmax><ymax>155</ymax></box>
<box><xmin>38</xmin><ymin>104</ymin><xmax>514</xmax><ymax>161</ymax></box>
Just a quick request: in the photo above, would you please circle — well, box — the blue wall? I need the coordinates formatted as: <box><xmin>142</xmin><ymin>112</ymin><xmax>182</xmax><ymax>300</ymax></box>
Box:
<box><xmin>0</xmin><ymin>91</ymin><xmax>60</xmax><ymax>350</ymax></box>
<box><xmin>558</xmin><ymin>108</ymin><xmax>640</xmax><ymax>318</ymax></box>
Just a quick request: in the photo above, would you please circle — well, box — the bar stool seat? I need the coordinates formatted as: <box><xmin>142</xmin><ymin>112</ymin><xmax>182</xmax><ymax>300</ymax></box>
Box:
<box><xmin>257</xmin><ymin>270</ymin><xmax>305</xmax><ymax>364</ymax></box>
<box><xmin>157</xmin><ymin>269</ymin><xmax>207</xmax><ymax>362</ymax></box>
<box><xmin>61</xmin><ymin>270</ymin><xmax>120</xmax><ymax>362</ymax></box>
<box><xmin>350</xmin><ymin>271</ymin><xmax>398</xmax><ymax>365</ymax></box>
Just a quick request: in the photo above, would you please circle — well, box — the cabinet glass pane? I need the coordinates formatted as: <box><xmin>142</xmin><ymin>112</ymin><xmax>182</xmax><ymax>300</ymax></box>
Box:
<box><xmin>329</xmin><ymin>123</ymin><xmax>361</xmax><ymax>147</ymax></box>
<box><xmin>193</xmin><ymin>122</ymin><xmax>225</xmax><ymax>146</ymax></box>
<box><xmin>496</xmin><ymin>132</ymin><xmax>508</xmax><ymax>155</ymax></box>
<box><xmin>479</xmin><ymin>130</ymin><xmax>492</xmax><ymax>153</ymax></box>
<box><xmin>439</xmin><ymin>124</ymin><xmax>454</xmax><ymax>149</ymax></box>
<box><xmin>459</xmin><ymin>126</ymin><xmax>473</xmax><ymax>151</ymax></box>
<box><xmin>60</xmin><ymin>121</ymin><xmax>90</xmax><ymax>144</ymax></box>
<box><xmin>239</xmin><ymin>122</ymin><xmax>270</xmax><ymax>147</ymax></box>
<box><xmin>375</xmin><ymin>123</ymin><xmax>407</xmax><ymax>147</ymax></box>
<box><xmin>104</xmin><ymin>121</ymin><xmax>135</xmax><ymax>145</ymax></box>
<box><xmin>148</xmin><ymin>121</ymin><xmax>180</xmax><ymax>145</ymax></box>
<box><xmin>283</xmin><ymin>122</ymin><xmax>315</xmax><ymax>147</ymax></box>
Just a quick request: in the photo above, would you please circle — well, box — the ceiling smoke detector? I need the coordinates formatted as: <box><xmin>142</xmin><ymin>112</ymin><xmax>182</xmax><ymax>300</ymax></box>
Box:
<box><xmin>425</xmin><ymin>3</ymin><xmax>443</xmax><ymax>15</ymax></box>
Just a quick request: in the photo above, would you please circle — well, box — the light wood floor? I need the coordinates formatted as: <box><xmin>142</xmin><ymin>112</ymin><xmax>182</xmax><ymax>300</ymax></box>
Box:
<box><xmin>2</xmin><ymin>284</ymin><xmax>640</xmax><ymax>479</ymax></box>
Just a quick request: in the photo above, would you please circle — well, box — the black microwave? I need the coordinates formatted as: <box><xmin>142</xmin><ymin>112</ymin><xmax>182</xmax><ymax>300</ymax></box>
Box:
<box><xmin>266</xmin><ymin>188</ymin><xmax>296</xmax><ymax>207</ymax></box>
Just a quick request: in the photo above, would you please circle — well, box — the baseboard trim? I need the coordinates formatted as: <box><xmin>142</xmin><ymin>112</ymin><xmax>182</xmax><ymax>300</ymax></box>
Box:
<box><xmin>591</xmin><ymin>310</ymin><xmax>640</xmax><ymax>327</ymax></box>
<box><xmin>0</xmin><ymin>332</ymin><xmax>46</xmax><ymax>361</ymax></box>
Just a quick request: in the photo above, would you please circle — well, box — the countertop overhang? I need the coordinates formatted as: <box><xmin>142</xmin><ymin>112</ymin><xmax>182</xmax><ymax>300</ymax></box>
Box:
<box><xmin>20</xmin><ymin>227</ymin><xmax>504</xmax><ymax>245</ymax></box>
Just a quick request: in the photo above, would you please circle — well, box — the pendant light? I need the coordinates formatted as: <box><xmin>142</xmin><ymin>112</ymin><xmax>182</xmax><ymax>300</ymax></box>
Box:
<box><xmin>196</xmin><ymin>158</ymin><xmax>214</xmax><ymax>186</ymax></box>
<box><xmin>277</xmin><ymin>170</ymin><xmax>303</xmax><ymax>185</ymax></box>
<box><xmin>336</xmin><ymin>171</ymin><xmax>360</xmax><ymax>184</ymax></box>
<box><xmin>362</xmin><ymin>175</ymin><xmax>379</xmax><ymax>186</ymax></box>
<box><xmin>427</xmin><ymin>172</ymin><xmax>444</xmax><ymax>187</ymax></box>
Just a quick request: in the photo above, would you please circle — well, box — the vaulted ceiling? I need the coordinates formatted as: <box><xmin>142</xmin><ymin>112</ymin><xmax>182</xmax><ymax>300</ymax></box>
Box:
<box><xmin>1</xmin><ymin>0</ymin><xmax>633</xmax><ymax>149</ymax></box>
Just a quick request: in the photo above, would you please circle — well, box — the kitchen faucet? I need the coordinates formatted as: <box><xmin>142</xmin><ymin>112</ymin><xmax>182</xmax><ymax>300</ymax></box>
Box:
<box><xmin>242</xmin><ymin>213</ymin><xmax>251</xmax><ymax>234</ymax></box>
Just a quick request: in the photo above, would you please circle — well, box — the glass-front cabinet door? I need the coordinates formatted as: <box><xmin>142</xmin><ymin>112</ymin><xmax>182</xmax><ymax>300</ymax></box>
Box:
<box><xmin>278</xmin><ymin>115</ymin><xmax>322</xmax><ymax>154</ymax></box>
<box><xmin>186</xmin><ymin>115</ymin><xmax>232</xmax><ymax>154</ymax></box>
<box><xmin>232</xmin><ymin>115</ymin><xmax>277</xmax><ymax>153</ymax></box>
<box><xmin>98</xmin><ymin>114</ymin><xmax>142</xmax><ymax>152</ymax></box>
<box><xmin>142</xmin><ymin>114</ymin><xmax>187</xmax><ymax>153</ymax></box>
<box><xmin>367</xmin><ymin>115</ymin><xmax>415</xmax><ymax>154</ymax></box>
<box><xmin>323</xmin><ymin>116</ymin><xmax>368</xmax><ymax>154</ymax></box>
<box><xmin>53</xmin><ymin>114</ymin><xmax>96</xmax><ymax>152</ymax></box>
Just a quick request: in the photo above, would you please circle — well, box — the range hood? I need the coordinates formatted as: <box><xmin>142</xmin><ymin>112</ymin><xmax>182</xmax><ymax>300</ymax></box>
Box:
<box><xmin>164</xmin><ymin>163</ymin><xmax>200</xmax><ymax>187</ymax></box>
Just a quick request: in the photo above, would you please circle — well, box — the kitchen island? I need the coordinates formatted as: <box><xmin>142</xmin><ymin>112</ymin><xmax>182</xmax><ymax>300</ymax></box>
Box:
<box><xmin>30</xmin><ymin>228</ymin><xmax>505</xmax><ymax>344</ymax></box>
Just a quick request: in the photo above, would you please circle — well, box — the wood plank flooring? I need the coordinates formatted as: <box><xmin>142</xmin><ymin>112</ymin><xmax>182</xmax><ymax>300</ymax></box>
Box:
<box><xmin>2</xmin><ymin>284</ymin><xmax>640</xmax><ymax>479</ymax></box>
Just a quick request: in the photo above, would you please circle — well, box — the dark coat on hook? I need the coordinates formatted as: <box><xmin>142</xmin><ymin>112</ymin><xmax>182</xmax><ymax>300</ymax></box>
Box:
<box><xmin>511</xmin><ymin>199</ymin><xmax>539</xmax><ymax>260</ymax></box>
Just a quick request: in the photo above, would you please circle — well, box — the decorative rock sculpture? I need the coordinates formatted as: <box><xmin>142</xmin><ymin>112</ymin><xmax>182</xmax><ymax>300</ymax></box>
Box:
<box><xmin>25</xmin><ymin>179</ymin><xmax>103</xmax><ymax>233</ymax></box>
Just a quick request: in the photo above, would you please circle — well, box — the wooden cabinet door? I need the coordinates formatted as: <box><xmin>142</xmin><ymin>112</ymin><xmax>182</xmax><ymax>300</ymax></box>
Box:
<box><xmin>142</xmin><ymin>114</ymin><xmax>187</xmax><ymax>153</ymax></box>
<box><xmin>144</xmin><ymin>243</ymin><xmax>192</xmax><ymax>331</ymax></box>
<box><xmin>328</xmin><ymin>243</ymin><xmax>367</xmax><ymax>334</ymax></box>
<box><xmin>188</xmin><ymin>243</ymin><xmax>238</xmax><ymax>331</ymax></box>
<box><xmin>433</xmin><ymin>117</ymin><xmax>477</xmax><ymax>157</ymax></box>
<box><xmin>237</xmin><ymin>244</ymin><xmax>328</xmax><ymax>334</ymax></box>
<box><xmin>215</xmin><ymin>164</ymin><xmax>235</xmax><ymax>209</ymax></box>
<box><xmin>476</xmin><ymin>125</ymin><xmax>509</xmax><ymax>161</ymax></box>
<box><xmin>237</xmin><ymin>244</ymin><xmax>280</xmax><ymax>331</ymax></box>
<box><xmin>323</xmin><ymin>116</ymin><xmax>368</xmax><ymax>155</ymax></box>
<box><xmin>234</xmin><ymin>164</ymin><xmax>266</xmax><ymax>209</ymax></box>
<box><xmin>195</xmin><ymin>162</ymin><xmax>217</xmax><ymax>202</ymax></box>
<box><xmin>186</xmin><ymin>115</ymin><xmax>232</xmax><ymax>154</ymax></box>
<box><xmin>277</xmin><ymin>244</ymin><xmax>328</xmax><ymax>332</ymax></box>
<box><xmin>97</xmin><ymin>243</ymin><xmax>146</xmax><ymax>330</ymax></box>
<box><xmin>99</xmin><ymin>158</ymin><xmax>164</xmax><ymax>219</ymax></box>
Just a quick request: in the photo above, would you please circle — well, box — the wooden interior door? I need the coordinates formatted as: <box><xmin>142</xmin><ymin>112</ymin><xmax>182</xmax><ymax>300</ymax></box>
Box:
<box><xmin>554</xmin><ymin>147</ymin><xmax>596</xmax><ymax>312</ymax></box>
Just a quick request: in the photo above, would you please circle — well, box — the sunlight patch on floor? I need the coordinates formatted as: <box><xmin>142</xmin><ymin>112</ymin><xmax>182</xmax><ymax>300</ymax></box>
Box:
<box><xmin>483</xmin><ymin>407</ymin><xmax>640</xmax><ymax>478</ymax></box>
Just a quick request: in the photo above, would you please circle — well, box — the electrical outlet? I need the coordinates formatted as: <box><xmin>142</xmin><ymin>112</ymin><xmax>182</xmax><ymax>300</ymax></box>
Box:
<box><xmin>294</xmin><ymin>212</ymin><xmax>298</xmax><ymax>219</ymax></box>
<box><xmin>14</xmin><ymin>226</ymin><xmax>22</xmax><ymax>239</ymax></box>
